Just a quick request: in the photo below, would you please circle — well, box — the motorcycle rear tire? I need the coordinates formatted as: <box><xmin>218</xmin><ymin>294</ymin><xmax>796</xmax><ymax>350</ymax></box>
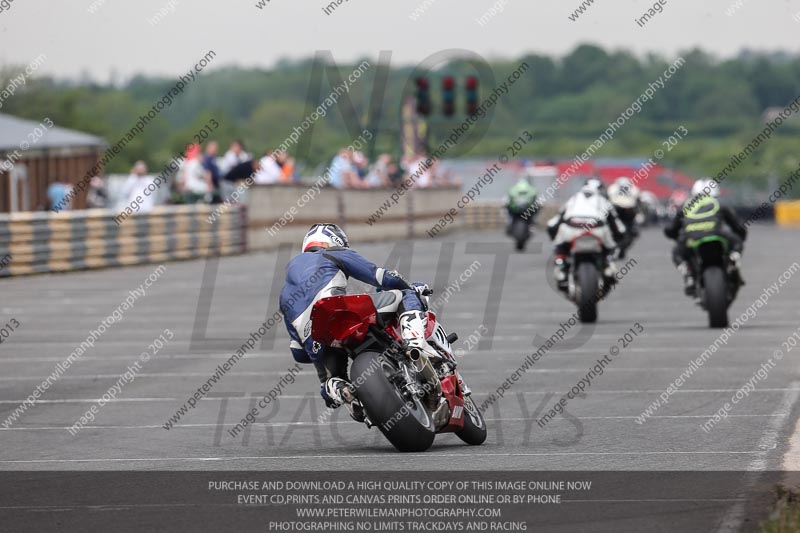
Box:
<box><xmin>703</xmin><ymin>266</ymin><xmax>729</xmax><ymax>328</ymax></box>
<box><xmin>455</xmin><ymin>395</ymin><xmax>487</xmax><ymax>446</ymax></box>
<box><xmin>576</xmin><ymin>262</ymin><xmax>599</xmax><ymax>323</ymax></box>
<box><xmin>351</xmin><ymin>351</ymin><xmax>436</xmax><ymax>453</ymax></box>
<box><xmin>511</xmin><ymin>219</ymin><xmax>529</xmax><ymax>251</ymax></box>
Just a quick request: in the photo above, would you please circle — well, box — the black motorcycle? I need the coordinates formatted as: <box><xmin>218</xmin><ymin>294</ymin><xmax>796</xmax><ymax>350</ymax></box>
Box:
<box><xmin>561</xmin><ymin>230</ymin><xmax>610</xmax><ymax>323</ymax></box>
<box><xmin>687</xmin><ymin>235</ymin><xmax>740</xmax><ymax>328</ymax></box>
<box><xmin>610</xmin><ymin>206</ymin><xmax>639</xmax><ymax>259</ymax></box>
<box><xmin>506</xmin><ymin>201</ymin><xmax>536</xmax><ymax>251</ymax></box>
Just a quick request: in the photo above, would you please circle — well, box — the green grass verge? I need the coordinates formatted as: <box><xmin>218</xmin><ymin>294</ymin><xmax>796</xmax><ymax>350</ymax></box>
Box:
<box><xmin>761</xmin><ymin>486</ymin><xmax>800</xmax><ymax>533</ymax></box>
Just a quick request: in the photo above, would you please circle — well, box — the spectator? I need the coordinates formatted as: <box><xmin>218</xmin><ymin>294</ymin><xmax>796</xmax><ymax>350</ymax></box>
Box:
<box><xmin>86</xmin><ymin>176</ymin><xmax>108</xmax><ymax>208</ymax></box>
<box><xmin>203</xmin><ymin>141</ymin><xmax>222</xmax><ymax>202</ymax></box>
<box><xmin>329</xmin><ymin>149</ymin><xmax>362</xmax><ymax>189</ymax></box>
<box><xmin>353</xmin><ymin>151</ymin><xmax>369</xmax><ymax>179</ymax></box>
<box><xmin>225</xmin><ymin>159</ymin><xmax>259</xmax><ymax>183</ymax></box>
<box><xmin>254</xmin><ymin>151</ymin><xmax>283</xmax><ymax>184</ymax></box>
<box><xmin>176</xmin><ymin>144</ymin><xmax>211</xmax><ymax>203</ymax></box>
<box><xmin>47</xmin><ymin>180</ymin><xmax>72</xmax><ymax>211</ymax></box>
<box><xmin>220</xmin><ymin>139</ymin><xmax>249</xmax><ymax>175</ymax></box>
<box><xmin>408</xmin><ymin>151</ymin><xmax>434</xmax><ymax>188</ymax></box>
<box><xmin>365</xmin><ymin>153</ymin><xmax>393</xmax><ymax>188</ymax></box>
<box><xmin>120</xmin><ymin>161</ymin><xmax>157</xmax><ymax>212</ymax></box>
<box><xmin>272</xmin><ymin>150</ymin><xmax>292</xmax><ymax>183</ymax></box>
<box><xmin>280</xmin><ymin>155</ymin><xmax>297</xmax><ymax>183</ymax></box>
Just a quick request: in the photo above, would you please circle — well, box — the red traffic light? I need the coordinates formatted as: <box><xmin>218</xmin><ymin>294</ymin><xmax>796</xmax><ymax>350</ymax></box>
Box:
<box><xmin>465</xmin><ymin>76</ymin><xmax>479</xmax><ymax>115</ymax></box>
<box><xmin>442</xmin><ymin>76</ymin><xmax>456</xmax><ymax>117</ymax></box>
<box><xmin>415</xmin><ymin>76</ymin><xmax>431</xmax><ymax>116</ymax></box>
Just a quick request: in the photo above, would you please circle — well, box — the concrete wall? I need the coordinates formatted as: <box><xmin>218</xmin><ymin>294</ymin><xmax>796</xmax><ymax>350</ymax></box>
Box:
<box><xmin>462</xmin><ymin>201</ymin><xmax>560</xmax><ymax>230</ymax></box>
<box><xmin>246</xmin><ymin>184</ymin><xmax>464</xmax><ymax>250</ymax></box>
<box><xmin>0</xmin><ymin>183</ymin><xmax>562</xmax><ymax>277</ymax></box>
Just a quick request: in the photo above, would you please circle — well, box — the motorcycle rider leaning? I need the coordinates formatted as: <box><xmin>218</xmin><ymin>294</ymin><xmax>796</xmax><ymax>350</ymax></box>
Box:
<box><xmin>279</xmin><ymin>223</ymin><xmax>436</xmax><ymax>422</ymax></box>
<box><xmin>547</xmin><ymin>179</ymin><xmax>626</xmax><ymax>290</ymax></box>
<box><xmin>664</xmin><ymin>178</ymin><xmax>747</xmax><ymax>295</ymax></box>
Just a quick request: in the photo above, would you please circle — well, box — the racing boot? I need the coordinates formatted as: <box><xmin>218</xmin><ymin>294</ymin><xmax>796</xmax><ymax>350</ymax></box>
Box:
<box><xmin>554</xmin><ymin>254</ymin><xmax>569</xmax><ymax>291</ymax></box>
<box><xmin>677</xmin><ymin>261</ymin><xmax>695</xmax><ymax>296</ymax></box>
<box><xmin>604</xmin><ymin>255</ymin><xmax>619</xmax><ymax>286</ymax></box>
<box><xmin>729</xmin><ymin>251</ymin><xmax>745</xmax><ymax>287</ymax></box>
<box><xmin>322</xmin><ymin>377</ymin><xmax>367</xmax><ymax>424</ymax></box>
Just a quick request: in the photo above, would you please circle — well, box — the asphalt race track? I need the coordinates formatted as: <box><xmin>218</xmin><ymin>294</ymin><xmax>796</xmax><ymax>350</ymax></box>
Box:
<box><xmin>1</xmin><ymin>226</ymin><xmax>799</xmax><ymax>529</ymax></box>
<box><xmin>1</xmin><ymin>224</ymin><xmax>799</xmax><ymax>470</ymax></box>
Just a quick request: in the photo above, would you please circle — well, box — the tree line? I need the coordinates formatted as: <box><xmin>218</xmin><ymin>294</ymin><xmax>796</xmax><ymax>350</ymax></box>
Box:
<box><xmin>1</xmin><ymin>44</ymin><xmax>799</xmax><ymax>193</ymax></box>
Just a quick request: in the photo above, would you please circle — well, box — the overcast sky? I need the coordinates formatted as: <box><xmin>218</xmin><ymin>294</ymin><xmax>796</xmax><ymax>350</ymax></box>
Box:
<box><xmin>1</xmin><ymin>0</ymin><xmax>799</xmax><ymax>80</ymax></box>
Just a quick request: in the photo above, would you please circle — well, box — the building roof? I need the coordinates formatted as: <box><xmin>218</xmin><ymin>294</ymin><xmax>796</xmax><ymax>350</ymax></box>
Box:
<box><xmin>0</xmin><ymin>113</ymin><xmax>106</xmax><ymax>152</ymax></box>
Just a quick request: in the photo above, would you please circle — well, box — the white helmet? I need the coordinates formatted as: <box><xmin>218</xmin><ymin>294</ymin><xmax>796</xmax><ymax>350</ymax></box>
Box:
<box><xmin>691</xmin><ymin>178</ymin><xmax>719</xmax><ymax>199</ymax></box>
<box><xmin>615</xmin><ymin>176</ymin><xmax>633</xmax><ymax>189</ymax></box>
<box><xmin>583</xmin><ymin>178</ymin><xmax>604</xmax><ymax>195</ymax></box>
<box><xmin>302</xmin><ymin>223</ymin><xmax>349</xmax><ymax>252</ymax></box>
<box><xmin>609</xmin><ymin>180</ymin><xmax>638</xmax><ymax>209</ymax></box>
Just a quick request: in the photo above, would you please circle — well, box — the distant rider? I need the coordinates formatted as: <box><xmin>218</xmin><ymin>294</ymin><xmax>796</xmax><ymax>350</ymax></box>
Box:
<box><xmin>504</xmin><ymin>175</ymin><xmax>539</xmax><ymax>232</ymax></box>
<box><xmin>279</xmin><ymin>223</ymin><xmax>436</xmax><ymax>422</ymax></box>
<box><xmin>547</xmin><ymin>179</ymin><xmax>626</xmax><ymax>290</ymax></box>
<box><xmin>664</xmin><ymin>178</ymin><xmax>747</xmax><ymax>294</ymax></box>
<box><xmin>607</xmin><ymin>176</ymin><xmax>642</xmax><ymax>258</ymax></box>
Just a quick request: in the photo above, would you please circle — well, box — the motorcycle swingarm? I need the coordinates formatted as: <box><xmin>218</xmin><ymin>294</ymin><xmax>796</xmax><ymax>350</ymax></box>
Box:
<box><xmin>436</xmin><ymin>374</ymin><xmax>466</xmax><ymax>433</ymax></box>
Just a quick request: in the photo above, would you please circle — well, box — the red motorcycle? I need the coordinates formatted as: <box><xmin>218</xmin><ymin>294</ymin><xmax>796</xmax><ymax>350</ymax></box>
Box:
<box><xmin>311</xmin><ymin>294</ymin><xmax>487</xmax><ymax>452</ymax></box>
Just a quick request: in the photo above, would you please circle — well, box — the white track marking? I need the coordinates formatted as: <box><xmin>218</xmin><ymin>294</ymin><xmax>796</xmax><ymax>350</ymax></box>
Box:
<box><xmin>716</xmin><ymin>381</ymin><xmax>800</xmax><ymax>532</ymax></box>
<box><xmin>0</xmin><ymin>354</ymin><xmax>290</xmax><ymax>362</ymax></box>
<box><xmin>782</xmin><ymin>415</ymin><xmax>800</xmax><ymax>471</ymax></box>
<box><xmin>0</xmin><ymin>414</ymin><xmax>788</xmax><ymax>431</ymax></box>
<box><xmin>0</xmin><ymin>388</ymin><xmax>796</xmax><ymax>404</ymax></box>
<box><xmin>0</xmin><ymin>346</ymin><xmax>762</xmax><ymax>363</ymax></box>
<box><xmin>0</xmin><ymin>371</ymin><xmax>315</xmax><ymax>380</ymax></box>
<box><xmin>0</xmin><ymin>368</ymin><xmax>791</xmax><ymax>381</ymax></box>
<box><xmin>780</xmin><ymin>385</ymin><xmax>800</xmax><ymax>493</ymax></box>
<box><xmin>0</xmin><ymin>451</ymin><xmax>768</xmax><ymax>465</ymax></box>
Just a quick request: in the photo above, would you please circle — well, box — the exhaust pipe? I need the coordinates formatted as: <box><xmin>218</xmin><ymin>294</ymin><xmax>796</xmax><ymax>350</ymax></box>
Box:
<box><xmin>408</xmin><ymin>347</ymin><xmax>442</xmax><ymax>399</ymax></box>
<box><xmin>411</xmin><ymin>350</ymin><xmax>450</xmax><ymax>429</ymax></box>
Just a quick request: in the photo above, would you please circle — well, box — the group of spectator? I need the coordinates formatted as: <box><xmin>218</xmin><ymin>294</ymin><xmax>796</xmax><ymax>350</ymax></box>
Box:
<box><xmin>176</xmin><ymin>141</ymin><xmax>299</xmax><ymax>203</ymax></box>
<box><xmin>328</xmin><ymin>149</ymin><xmax>452</xmax><ymax>189</ymax></box>
<box><xmin>174</xmin><ymin>140</ymin><xmax>295</xmax><ymax>203</ymax></box>
<box><xmin>47</xmin><ymin>139</ymin><xmax>455</xmax><ymax>213</ymax></box>
<box><xmin>329</xmin><ymin>149</ymin><xmax>393</xmax><ymax>189</ymax></box>
<box><xmin>114</xmin><ymin>144</ymin><xmax>455</xmax><ymax>212</ymax></box>
<box><xmin>116</xmin><ymin>140</ymin><xmax>297</xmax><ymax>212</ymax></box>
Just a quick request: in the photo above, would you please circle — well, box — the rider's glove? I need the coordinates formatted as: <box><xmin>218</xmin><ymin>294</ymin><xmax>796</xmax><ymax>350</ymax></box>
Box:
<box><xmin>412</xmin><ymin>282</ymin><xmax>433</xmax><ymax>297</ymax></box>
